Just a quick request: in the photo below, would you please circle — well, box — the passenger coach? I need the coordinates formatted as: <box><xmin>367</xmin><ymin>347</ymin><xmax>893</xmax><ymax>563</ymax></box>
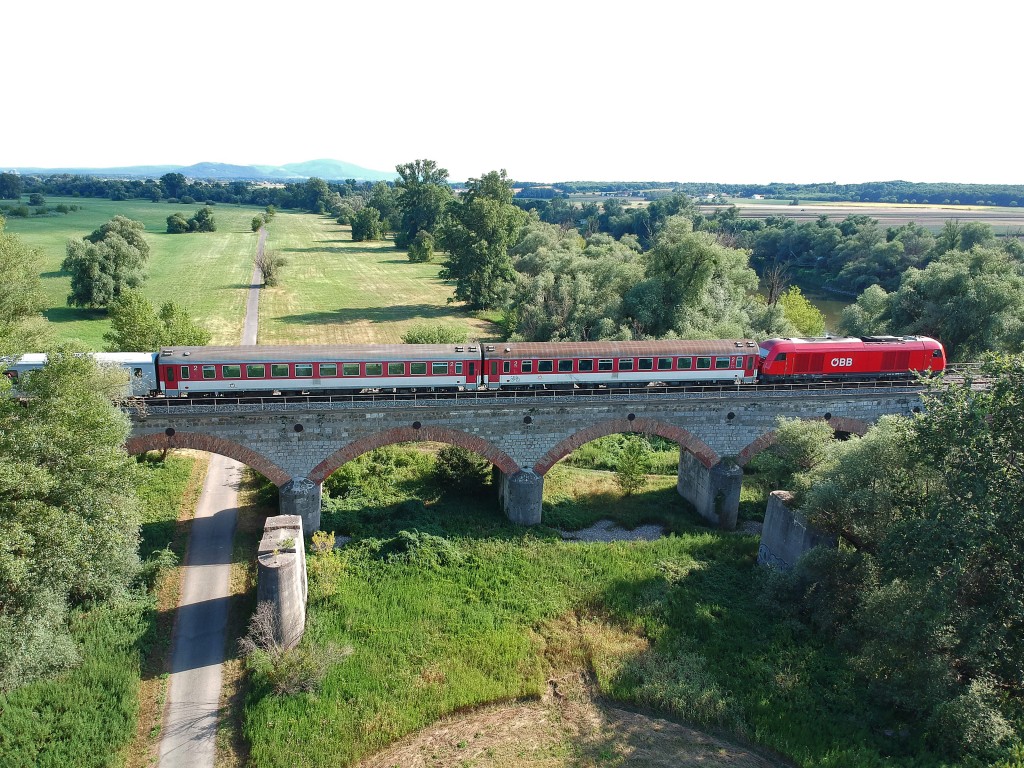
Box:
<box><xmin>158</xmin><ymin>344</ymin><xmax>484</xmax><ymax>396</ymax></box>
<box><xmin>484</xmin><ymin>340</ymin><xmax>760</xmax><ymax>389</ymax></box>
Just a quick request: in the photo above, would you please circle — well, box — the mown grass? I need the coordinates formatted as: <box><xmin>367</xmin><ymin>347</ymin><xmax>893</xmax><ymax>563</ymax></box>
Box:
<box><xmin>0</xmin><ymin>453</ymin><xmax>199</xmax><ymax>768</ymax></box>
<box><xmin>256</xmin><ymin>216</ymin><xmax>500</xmax><ymax>344</ymax></box>
<box><xmin>242</xmin><ymin>443</ymin><xmax>974</xmax><ymax>768</ymax></box>
<box><xmin>3</xmin><ymin>197</ymin><xmax>265</xmax><ymax>348</ymax></box>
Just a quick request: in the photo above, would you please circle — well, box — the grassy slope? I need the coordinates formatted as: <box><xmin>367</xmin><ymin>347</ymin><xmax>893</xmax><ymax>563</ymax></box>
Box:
<box><xmin>257</xmin><ymin>215</ymin><xmax>498</xmax><ymax>344</ymax></box>
<box><xmin>0</xmin><ymin>454</ymin><xmax>199</xmax><ymax>768</ymax></box>
<box><xmin>3</xmin><ymin>198</ymin><xmax>263</xmax><ymax>348</ymax></box>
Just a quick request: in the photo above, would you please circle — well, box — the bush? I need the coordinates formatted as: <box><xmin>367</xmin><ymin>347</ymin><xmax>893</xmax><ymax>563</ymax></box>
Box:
<box><xmin>166</xmin><ymin>213</ymin><xmax>189</xmax><ymax>234</ymax></box>
<box><xmin>433</xmin><ymin>445</ymin><xmax>490</xmax><ymax>493</ymax></box>
<box><xmin>28</xmin><ymin>193</ymin><xmax>44</xmax><ymax>205</ymax></box>
<box><xmin>926</xmin><ymin>678</ymin><xmax>1013</xmax><ymax>761</ymax></box>
<box><xmin>408</xmin><ymin>229</ymin><xmax>434</xmax><ymax>262</ymax></box>
<box><xmin>615</xmin><ymin>436</ymin><xmax>651</xmax><ymax>496</ymax></box>
<box><xmin>400</xmin><ymin>323</ymin><xmax>468</xmax><ymax>344</ymax></box>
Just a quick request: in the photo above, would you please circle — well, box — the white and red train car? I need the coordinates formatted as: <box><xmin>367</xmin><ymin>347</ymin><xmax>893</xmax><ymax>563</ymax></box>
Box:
<box><xmin>158</xmin><ymin>344</ymin><xmax>483</xmax><ymax>396</ymax></box>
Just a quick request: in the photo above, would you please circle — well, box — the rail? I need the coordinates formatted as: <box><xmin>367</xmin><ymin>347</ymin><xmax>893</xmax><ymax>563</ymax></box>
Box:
<box><xmin>126</xmin><ymin>373</ymin><xmax>969</xmax><ymax>417</ymax></box>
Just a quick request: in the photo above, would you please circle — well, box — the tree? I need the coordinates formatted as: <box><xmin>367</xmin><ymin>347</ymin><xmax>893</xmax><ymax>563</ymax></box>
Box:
<box><xmin>103</xmin><ymin>290</ymin><xmax>211</xmax><ymax>351</ymax></box>
<box><xmin>252</xmin><ymin>216</ymin><xmax>265</xmax><ymax>232</ymax></box>
<box><xmin>432</xmin><ymin>445</ymin><xmax>490</xmax><ymax>493</ymax></box>
<box><xmin>0</xmin><ymin>172</ymin><xmax>23</xmax><ymax>200</ymax></box>
<box><xmin>748</xmin><ymin>417</ymin><xmax>837</xmax><ymax>501</ymax></box>
<box><xmin>393</xmin><ymin>159</ymin><xmax>453</xmax><ymax>248</ymax></box>
<box><xmin>166</xmin><ymin>213</ymin><xmax>189</xmax><ymax>234</ymax></box>
<box><xmin>0</xmin><ymin>350</ymin><xmax>142</xmax><ymax>690</ymax></box>
<box><xmin>438</xmin><ymin>169</ymin><xmax>527</xmax><ymax>309</ymax></box>
<box><xmin>159</xmin><ymin>172</ymin><xmax>187</xmax><ymax>199</ymax></box>
<box><xmin>407</xmin><ymin>230</ymin><xmax>434</xmax><ymax>263</ymax></box>
<box><xmin>838</xmin><ymin>283</ymin><xmax>890</xmax><ymax>336</ymax></box>
<box><xmin>351</xmin><ymin>207</ymin><xmax>384</xmax><ymax>242</ymax></box>
<box><xmin>778</xmin><ymin>286</ymin><xmax>826</xmax><ymax>336</ymax></box>
<box><xmin>62</xmin><ymin>217</ymin><xmax>149</xmax><ymax>308</ymax></box>
<box><xmin>187</xmin><ymin>206</ymin><xmax>216</xmax><ymax>232</ymax></box>
<box><xmin>255</xmin><ymin>249</ymin><xmax>286</xmax><ymax>287</ymax></box>
<box><xmin>367</xmin><ymin>182</ymin><xmax>399</xmax><ymax>231</ymax></box>
<box><xmin>28</xmin><ymin>193</ymin><xmax>44</xmax><ymax>206</ymax></box>
<box><xmin>615</xmin><ymin>436</ymin><xmax>651</xmax><ymax>496</ymax></box>
<box><xmin>0</xmin><ymin>216</ymin><xmax>48</xmax><ymax>355</ymax></box>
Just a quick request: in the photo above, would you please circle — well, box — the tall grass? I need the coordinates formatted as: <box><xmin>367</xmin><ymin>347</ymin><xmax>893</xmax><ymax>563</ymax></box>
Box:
<box><xmin>0</xmin><ymin>453</ymin><xmax>198</xmax><ymax>767</ymax></box>
<box><xmin>241</xmin><ymin>443</ymin><xmax>983</xmax><ymax>768</ymax></box>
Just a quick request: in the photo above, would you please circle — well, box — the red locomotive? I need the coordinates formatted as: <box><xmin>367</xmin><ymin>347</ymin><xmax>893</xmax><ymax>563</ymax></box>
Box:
<box><xmin>757</xmin><ymin>335</ymin><xmax>945</xmax><ymax>382</ymax></box>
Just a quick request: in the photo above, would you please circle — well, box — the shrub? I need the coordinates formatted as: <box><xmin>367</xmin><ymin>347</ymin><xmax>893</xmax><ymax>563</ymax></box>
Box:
<box><xmin>615</xmin><ymin>436</ymin><xmax>651</xmax><ymax>496</ymax></box>
<box><xmin>400</xmin><ymin>323</ymin><xmax>468</xmax><ymax>345</ymax></box>
<box><xmin>166</xmin><ymin>213</ymin><xmax>189</xmax><ymax>234</ymax></box>
<box><xmin>407</xmin><ymin>229</ymin><xmax>434</xmax><ymax>262</ymax></box>
<box><xmin>433</xmin><ymin>445</ymin><xmax>490</xmax><ymax>493</ymax></box>
<box><xmin>926</xmin><ymin>678</ymin><xmax>1013</xmax><ymax>762</ymax></box>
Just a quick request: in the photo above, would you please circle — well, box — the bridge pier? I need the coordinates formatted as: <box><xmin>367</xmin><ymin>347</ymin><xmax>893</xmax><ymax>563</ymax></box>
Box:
<box><xmin>279</xmin><ymin>477</ymin><xmax>322</xmax><ymax>532</ymax></box>
<box><xmin>677</xmin><ymin>454</ymin><xmax>742</xmax><ymax>530</ymax></box>
<box><xmin>498</xmin><ymin>469</ymin><xmax>543</xmax><ymax>526</ymax></box>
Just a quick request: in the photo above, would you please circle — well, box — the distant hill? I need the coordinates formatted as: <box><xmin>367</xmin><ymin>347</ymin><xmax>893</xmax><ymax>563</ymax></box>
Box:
<box><xmin>7</xmin><ymin>159</ymin><xmax>396</xmax><ymax>182</ymax></box>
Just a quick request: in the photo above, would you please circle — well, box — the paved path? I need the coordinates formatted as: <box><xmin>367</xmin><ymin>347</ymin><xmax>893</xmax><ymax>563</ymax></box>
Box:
<box><xmin>159</xmin><ymin>227</ymin><xmax>264</xmax><ymax>767</ymax></box>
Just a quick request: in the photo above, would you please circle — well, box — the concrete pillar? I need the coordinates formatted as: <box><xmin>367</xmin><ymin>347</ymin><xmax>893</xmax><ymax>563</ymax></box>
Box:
<box><xmin>677</xmin><ymin>453</ymin><xmax>742</xmax><ymax>530</ymax></box>
<box><xmin>758</xmin><ymin>491</ymin><xmax>836</xmax><ymax>570</ymax></box>
<box><xmin>498</xmin><ymin>469</ymin><xmax>543</xmax><ymax>526</ymax></box>
<box><xmin>256</xmin><ymin>515</ymin><xmax>307</xmax><ymax>649</ymax></box>
<box><xmin>279</xmin><ymin>477</ymin><xmax>322</xmax><ymax>532</ymax></box>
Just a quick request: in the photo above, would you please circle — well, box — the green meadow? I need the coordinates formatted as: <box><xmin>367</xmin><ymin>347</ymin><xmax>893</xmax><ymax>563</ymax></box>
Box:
<box><xmin>3</xmin><ymin>198</ymin><xmax>263</xmax><ymax>348</ymax></box>
<box><xmin>256</xmin><ymin>214</ymin><xmax>497</xmax><ymax>344</ymax></box>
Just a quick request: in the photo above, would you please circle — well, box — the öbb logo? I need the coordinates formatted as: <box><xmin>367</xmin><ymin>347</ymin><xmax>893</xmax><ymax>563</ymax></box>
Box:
<box><xmin>831</xmin><ymin>357</ymin><xmax>854</xmax><ymax>367</ymax></box>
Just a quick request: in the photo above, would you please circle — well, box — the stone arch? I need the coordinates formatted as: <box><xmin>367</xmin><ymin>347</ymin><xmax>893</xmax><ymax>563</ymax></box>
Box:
<box><xmin>125</xmin><ymin>431</ymin><xmax>291</xmax><ymax>486</ymax></box>
<box><xmin>532</xmin><ymin>417</ymin><xmax>720</xmax><ymax>475</ymax></box>
<box><xmin>735</xmin><ymin>415</ymin><xmax>871</xmax><ymax>468</ymax></box>
<box><xmin>307</xmin><ymin>425</ymin><xmax>520</xmax><ymax>484</ymax></box>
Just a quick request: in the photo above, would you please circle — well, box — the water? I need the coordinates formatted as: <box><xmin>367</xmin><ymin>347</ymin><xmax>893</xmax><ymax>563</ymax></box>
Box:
<box><xmin>796</xmin><ymin>284</ymin><xmax>852</xmax><ymax>335</ymax></box>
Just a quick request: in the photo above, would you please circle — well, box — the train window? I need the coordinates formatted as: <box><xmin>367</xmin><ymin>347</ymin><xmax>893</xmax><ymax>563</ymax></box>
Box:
<box><xmin>491</xmin><ymin>361</ymin><xmax>498</xmax><ymax>376</ymax></box>
<box><xmin>578</xmin><ymin>359</ymin><xmax>594</xmax><ymax>372</ymax></box>
<box><xmin>366</xmin><ymin>363</ymin><xmax>383</xmax><ymax>376</ymax></box>
<box><xmin>203</xmin><ymin>365</ymin><xmax>217</xmax><ymax>379</ymax></box>
<box><xmin>747</xmin><ymin>356</ymin><xmax>755</xmax><ymax>368</ymax></box>
<box><xmin>319</xmin><ymin>363</ymin><xmax>337</xmax><ymax>377</ymax></box>
<box><xmin>715</xmin><ymin>357</ymin><xmax>730</xmax><ymax>369</ymax></box>
<box><xmin>342</xmin><ymin>363</ymin><xmax>359</xmax><ymax>376</ymax></box>
<box><xmin>539</xmin><ymin>360</ymin><xmax>553</xmax><ymax>372</ymax></box>
<box><xmin>455</xmin><ymin>362</ymin><xmax>463</xmax><ymax>374</ymax></box>
<box><xmin>295</xmin><ymin>364</ymin><xmax>314</xmax><ymax>378</ymax></box>
<box><xmin>503</xmin><ymin>361</ymin><xmax>511</xmax><ymax>373</ymax></box>
<box><xmin>521</xmin><ymin>360</ymin><xmax>533</xmax><ymax>373</ymax></box>
<box><xmin>223</xmin><ymin>365</ymin><xmax>242</xmax><ymax>379</ymax></box>
<box><xmin>246</xmin><ymin>364</ymin><xmax>266</xmax><ymax>378</ymax></box>
<box><xmin>388</xmin><ymin>362</ymin><xmax>405</xmax><ymax>376</ymax></box>
<box><xmin>639</xmin><ymin>358</ymin><xmax>653</xmax><ymax>370</ymax></box>
<box><xmin>271</xmin><ymin>364</ymin><xmax>290</xmax><ymax>377</ymax></box>
<box><xmin>696</xmin><ymin>357</ymin><xmax>711</xmax><ymax>369</ymax></box>
<box><xmin>932</xmin><ymin>349</ymin><xmax>942</xmax><ymax>358</ymax></box>
<box><xmin>410</xmin><ymin>362</ymin><xmax>427</xmax><ymax>375</ymax></box>
<box><xmin>432</xmin><ymin>362</ymin><xmax>449</xmax><ymax>375</ymax></box>
<box><xmin>619</xmin><ymin>359</ymin><xmax>634</xmax><ymax>371</ymax></box>
<box><xmin>657</xmin><ymin>358</ymin><xmax>672</xmax><ymax>371</ymax></box>
<box><xmin>166</xmin><ymin>367</ymin><xmax>175</xmax><ymax>382</ymax></box>
<box><xmin>180</xmin><ymin>366</ymin><xmax>190</xmax><ymax>379</ymax></box>
<box><xmin>775</xmin><ymin>353</ymin><xmax>787</xmax><ymax>362</ymax></box>
<box><xmin>558</xmin><ymin>359</ymin><xmax>574</xmax><ymax>372</ymax></box>
<box><xmin>677</xmin><ymin>357</ymin><xmax>692</xmax><ymax>370</ymax></box>
<box><xmin>598</xmin><ymin>359</ymin><xmax>613</xmax><ymax>371</ymax></box>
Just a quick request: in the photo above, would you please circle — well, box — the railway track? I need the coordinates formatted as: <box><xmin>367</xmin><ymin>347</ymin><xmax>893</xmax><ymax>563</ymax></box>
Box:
<box><xmin>130</xmin><ymin>365</ymin><xmax>985</xmax><ymax>414</ymax></box>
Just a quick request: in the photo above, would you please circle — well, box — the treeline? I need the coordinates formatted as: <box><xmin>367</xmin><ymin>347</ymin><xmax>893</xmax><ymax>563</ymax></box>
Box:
<box><xmin>515</xmin><ymin>179</ymin><xmax>1024</xmax><ymax>206</ymax></box>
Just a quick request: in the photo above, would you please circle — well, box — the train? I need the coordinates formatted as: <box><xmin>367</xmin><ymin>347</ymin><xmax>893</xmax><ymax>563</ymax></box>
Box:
<box><xmin>2</xmin><ymin>335</ymin><xmax>946</xmax><ymax>397</ymax></box>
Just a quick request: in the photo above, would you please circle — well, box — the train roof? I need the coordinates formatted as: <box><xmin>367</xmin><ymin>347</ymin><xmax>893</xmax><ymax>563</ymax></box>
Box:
<box><xmin>159</xmin><ymin>344</ymin><xmax>483</xmax><ymax>364</ymax></box>
<box><xmin>488</xmin><ymin>340</ymin><xmax>758</xmax><ymax>359</ymax></box>
<box><xmin>760</xmin><ymin>335</ymin><xmax>940</xmax><ymax>347</ymax></box>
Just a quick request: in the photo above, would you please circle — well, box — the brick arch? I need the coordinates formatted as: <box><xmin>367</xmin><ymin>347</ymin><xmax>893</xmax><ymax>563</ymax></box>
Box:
<box><xmin>307</xmin><ymin>426</ymin><xmax>520</xmax><ymax>484</ymax></box>
<box><xmin>125</xmin><ymin>431</ymin><xmax>291</xmax><ymax>486</ymax></box>
<box><xmin>735</xmin><ymin>415</ymin><xmax>871</xmax><ymax>468</ymax></box>
<box><xmin>533</xmin><ymin>417</ymin><xmax>720</xmax><ymax>475</ymax></box>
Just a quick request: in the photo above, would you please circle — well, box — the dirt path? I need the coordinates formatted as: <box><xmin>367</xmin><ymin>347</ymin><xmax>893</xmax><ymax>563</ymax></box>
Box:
<box><xmin>159</xmin><ymin>229</ymin><xmax>263</xmax><ymax>767</ymax></box>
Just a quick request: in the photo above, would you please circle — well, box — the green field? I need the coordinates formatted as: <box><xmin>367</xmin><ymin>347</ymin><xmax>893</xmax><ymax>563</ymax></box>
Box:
<box><xmin>3</xmin><ymin>198</ymin><xmax>264</xmax><ymax>349</ymax></box>
<box><xmin>257</xmin><ymin>215</ymin><xmax>497</xmax><ymax>344</ymax></box>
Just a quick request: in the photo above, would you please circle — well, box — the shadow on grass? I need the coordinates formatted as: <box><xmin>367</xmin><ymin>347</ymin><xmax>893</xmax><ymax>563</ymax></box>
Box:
<box><xmin>41</xmin><ymin>270</ymin><xmax>66</xmax><ymax>278</ymax></box>
<box><xmin>44</xmin><ymin>306</ymin><xmax>106</xmax><ymax>323</ymax></box>
<box><xmin>277</xmin><ymin>303</ymin><xmax>472</xmax><ymax>326</ymax></box>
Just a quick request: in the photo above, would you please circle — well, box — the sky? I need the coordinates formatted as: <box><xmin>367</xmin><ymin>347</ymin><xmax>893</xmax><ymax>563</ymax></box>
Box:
<box><xmin>4</xmin><ymin>0</ymin><xmax>1021</xmax><ymax>184</ymax></box>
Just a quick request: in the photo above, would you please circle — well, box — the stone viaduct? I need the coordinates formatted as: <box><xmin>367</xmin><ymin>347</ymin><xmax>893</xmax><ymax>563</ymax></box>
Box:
<box><xmin>125</xmin><ymin>385</ymin><xmax>924</xmax><ymax>532</ymax></box>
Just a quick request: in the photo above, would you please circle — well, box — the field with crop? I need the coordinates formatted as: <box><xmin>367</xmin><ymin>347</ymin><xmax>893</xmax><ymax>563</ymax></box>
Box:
<box><xmin>256</xmin><ymin>214</ymin><xmax>498</xmax><ymax>344</ymax></box>
<box><xmin>2</xmin><ymin>197</ymin><xmax>265</xmax><ymax>348</ymax></box>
